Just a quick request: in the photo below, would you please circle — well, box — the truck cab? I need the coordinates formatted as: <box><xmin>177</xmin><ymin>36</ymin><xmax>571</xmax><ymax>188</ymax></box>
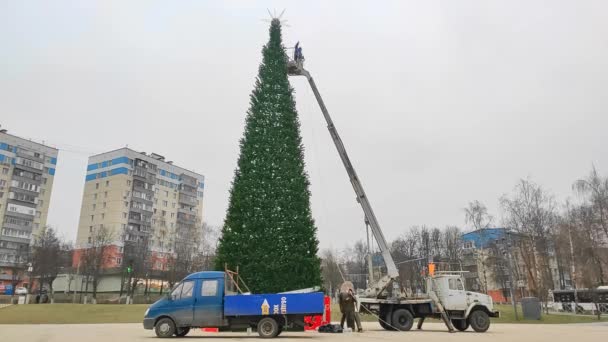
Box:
<box><xmin>429</xmin><ymin>274</ymin><xmax>499</xmax><ymax>332</ymax></box>
<box><xmin>143</xmin><ymin>271</ymin><xmax>324</xmax><ymax>338</ymax></box>
<box><xmin>144</xmin><ymin>271</ymin><xmax>226</xmax><ymax>337</ymax></box>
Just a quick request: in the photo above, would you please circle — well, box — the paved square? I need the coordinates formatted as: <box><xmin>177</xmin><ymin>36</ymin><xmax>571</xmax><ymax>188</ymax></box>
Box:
<box><xmin>1</xmin><ymin>321</ymin><xmax>607</xmax><ymax>342</ymax></box>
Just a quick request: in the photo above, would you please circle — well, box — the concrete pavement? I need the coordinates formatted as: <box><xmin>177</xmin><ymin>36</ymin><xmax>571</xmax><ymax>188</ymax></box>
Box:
<box><xmin>2</xmin><ymin>321</ymin><xmax>606</xmax><ymax>342</ymax></box>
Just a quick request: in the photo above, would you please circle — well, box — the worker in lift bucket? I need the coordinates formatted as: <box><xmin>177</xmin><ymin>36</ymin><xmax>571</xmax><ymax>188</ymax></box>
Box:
<box><xmin>293</xmin><ymin>42</ymin><xmax>304</xmax><ymax>64</ymax></box>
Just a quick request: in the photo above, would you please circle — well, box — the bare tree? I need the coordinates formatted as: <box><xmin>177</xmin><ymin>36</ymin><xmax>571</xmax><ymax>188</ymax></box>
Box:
<box><xmin>165</xmin><ymin>220</ymin><xmax>204</xmax><ymax>287</ymax></box>
<box><xmin>320</xmin><ymin>248</ymin><xmax>343</xmax><ymax>296</ymax></box>
<box><xmin>81</xmin><ymin>226</ymin><xmax>114</xmax><ymax>302</ymax></box>
<box><xmin>31</xmin><ymin>226</ymin><xmax>69</xmax><ymax>302</ymax></box>
<box><xmin>122</xmin><ymin>233</ymin><xmax>152</xmax><ymax>298</ymax></box>
<box><xmin>443</xmin><ymin>226</ymin><xmax>464</xmax><ymax>266</ymax></box>
<box><xmin>342</xmin><ymin>240</ymin><xmax>368</xmax><ymax>289</ymax></box>
<box><xmin>574</xmin><ymin>166</ymin><xmax>608</xmax><ymax>239</ymax></box>
<box><xmin>198</xmin><ymin>223</ymin><xmax>219</xmax><ymax>271</ymax></box>
<box><xmin>465</xmin><ymin>200</ymin><xmax>494</xmax><ymax>230</ymax></box>
<box><xmin>500</xmin><ymin>179</ymin><xmax>557</xmax><ymax>303</ymax></box>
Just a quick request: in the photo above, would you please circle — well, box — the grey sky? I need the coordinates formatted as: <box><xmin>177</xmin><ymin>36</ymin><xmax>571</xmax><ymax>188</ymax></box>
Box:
<box><xmin>2</xmin><ymin>1</ymin><xmax>607</xmax><ymax>250</ymax></box>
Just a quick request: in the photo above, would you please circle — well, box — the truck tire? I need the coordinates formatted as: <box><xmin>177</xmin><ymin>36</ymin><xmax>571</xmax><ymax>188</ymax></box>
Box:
<box><xmin>155</xmin><ymin>318</ymin><xmax>176</xmax><ymax>338</ymax></box>
<box><xmin>258</xmin><ymin>317</ymin><xmax>280</xmax><ymax>338</ymax></box>
<box><xmin>176</xmin><ymin>327</ymin><xmax>190</xmax><ymax>337</ymax></box>
<box><xmin>468</xmin><ymin>310</ymin><xmax>490</xmax><ymax>332</ymax></box>
<box><xmin>391</xmin><ymin>309</ymin><xmax>414</xmax><ymax>331</ymax></box>
<box><xmin>379</xmin><ymin>313</ymin><xmax>396</xmax><ymax>331</ymax></box>
<box><xmin>451</xmin><ymin>319</ymin><xmax>469</xmax><ymax>331</ymax></box>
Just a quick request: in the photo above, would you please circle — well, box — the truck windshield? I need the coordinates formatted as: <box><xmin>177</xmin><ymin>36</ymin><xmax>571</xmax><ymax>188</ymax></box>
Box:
<box><xmin>170</xmin><ymin>280</ymin><xmax>194</xmax><ymax>300</ymax></box>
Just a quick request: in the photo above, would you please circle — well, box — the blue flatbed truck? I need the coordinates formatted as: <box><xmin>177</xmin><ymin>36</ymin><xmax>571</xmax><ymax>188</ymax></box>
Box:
<box><xmin>143</xmin><ymin>271</ymin><xmax>325</xmax><ymax>338</ymax></box>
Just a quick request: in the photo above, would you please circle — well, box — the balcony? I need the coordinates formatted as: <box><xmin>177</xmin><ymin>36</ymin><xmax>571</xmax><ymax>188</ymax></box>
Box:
<box><xmin>16</xmin><ymin>149</ymin><xmax>44</xmax><ymax>163</ymax></box>
<box><xmin>178</xmin><ymin>193</ymin><xmax>197</xmax><ymax>206</ymax></box>
<box><xmin>180</xmin><ymin>174</ymin><xmax>198</xmax><ymax>187</ymax></box>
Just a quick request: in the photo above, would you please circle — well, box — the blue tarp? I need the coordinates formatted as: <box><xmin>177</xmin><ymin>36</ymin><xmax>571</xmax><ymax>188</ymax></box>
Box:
<box><xmin>224</xmin><ymin>292</ymin><xmax>324</xmax><ymax>317</ymax></box>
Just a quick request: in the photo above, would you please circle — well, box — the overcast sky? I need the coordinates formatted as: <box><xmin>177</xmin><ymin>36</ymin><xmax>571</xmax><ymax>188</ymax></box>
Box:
<box><xmin>2</xmin><ymin>1</ymin><xmax>607</xmax><ymax>250</ymax></box>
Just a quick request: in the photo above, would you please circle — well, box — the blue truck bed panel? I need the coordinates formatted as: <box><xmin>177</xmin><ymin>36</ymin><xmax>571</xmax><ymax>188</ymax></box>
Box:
<box><xmin>224</xmin><ymin>292</ymin><xmax>324</xmax><ymax>317</ymax></box>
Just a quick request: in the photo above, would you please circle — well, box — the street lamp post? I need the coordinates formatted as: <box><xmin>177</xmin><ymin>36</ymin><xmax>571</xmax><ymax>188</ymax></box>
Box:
<box><xmin>26</xmin><ymin>263</ymin><xmax>33</xmax><ymax>304</ymax></box>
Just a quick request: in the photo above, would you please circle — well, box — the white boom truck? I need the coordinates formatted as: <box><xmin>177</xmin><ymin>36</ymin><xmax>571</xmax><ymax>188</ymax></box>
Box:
<box><xmin>287</xmin><ymin>50</ymin><xmax>499</xmax><ymax>333</ymax></box>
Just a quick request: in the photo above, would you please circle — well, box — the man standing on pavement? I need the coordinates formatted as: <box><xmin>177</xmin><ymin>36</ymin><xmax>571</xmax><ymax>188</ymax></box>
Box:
<box><xmin>349</xmin><ymin>288</ymin><xmax>363</xmax><ymax>332</ymax></box>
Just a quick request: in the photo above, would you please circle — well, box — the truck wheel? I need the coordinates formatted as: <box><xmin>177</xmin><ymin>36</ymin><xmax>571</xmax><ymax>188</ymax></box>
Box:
<box><xmin>391</xmin><ymin>309</ymin><xmax>414</xmax><ymax>331</ymax></box>
<box><xmin>258</xmin><ymin>317</ymin><xmax>280</xmax><ymax>338</ymax></box>
<box><xmin>175</xmin><ymin>327</ymin><xmax>190</xmax><ymax>337</ymax></box>
<box><xmin>468</xmin><ymin>310</ymin><xmax>490</xmax><ymax>332</ymax></box>
<box><xmin>155</xmin><ymin>318</ymin><xmax>176</xmax><ymax>338</ymax></box>
<box><xmin>451</xmin><ymin>319</ymin><xmax>469</xmax><ymax>331</ymax></box>
<box><xmin>379</xmin><ymin>313</ymin><xmax>396</xmax><ymax>331</ymax></box>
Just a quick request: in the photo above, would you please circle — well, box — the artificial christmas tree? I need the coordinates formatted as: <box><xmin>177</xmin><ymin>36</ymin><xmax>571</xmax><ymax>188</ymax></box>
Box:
<box><xmin>215</xmin><ymin>19</ymin><xmax>321</xmax><ymax>293</ymax></box>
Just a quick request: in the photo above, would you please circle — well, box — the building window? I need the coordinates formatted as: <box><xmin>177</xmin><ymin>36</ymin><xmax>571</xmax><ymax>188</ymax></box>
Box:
<box><xmin>93</xmin><ymin>193</ymin><xmax>97</xmax><ymax>200</ymax></box>
<box><xmin>162</xmin><ymin>210</ymin><xmax>166</xmax><ymax>217</ymax></box>
<box><xmin>463</xmin><ymin>241</ymin><xmax>475</xmax><ymax>249</ymax></box>
<box><xmin>89</xmin><ymin>226</ymin><xmax>93</xmax><ymax>232</ymax></box>
<box><xmin>40</xmin><ymin>189</ymin><xmax>45</xmax><ymax>195</ymax></box>
<box><xmin>171</xmin><ymin>213</ymin><xmax>175</xmax><ymax>218</ymax></box>
<box><xmin>96</xmin><ymin>183</ymin><xmax>99</xmax><ymax>189</ymax></box>
<box><xmin>172</xmin><ymin>202</ymin><xmax>176</xmax><ymax>208</ymax></box>
<box><xmin>116</xmin><ymin>257</ymin><xmax>122</xmax><ymax>265</ymax></box>
<box><xmin>38</xmin><ymin>199</ymin><xmax>43</xmax><ymax>206</ymax></box>
<box><xmin>88</xmin><ymin>237</ymin><xmax>92</xmax><ymax>244</ymax></box>
<box><xmin>2</xmin><ymin>168</ymin><xmax>8</xmax><ymax>175</ymax></box>
<box><xmin>124</xmin><ymin>201</ymin><xmax>129</xmax><ymax>207</ymax></box>
<box><xmin>103</xmin><ymin>202</ymin><xmax>107</xmax><ymax>208</ymax></box>
<box><xmin>101</xmin><ymin>213</ymin><xmax>105</xmax><ymax>219</ymax></box>
<box><xmin>0</xmin><ymin>192</ymin><xmax>3</xmax><ymax>198</ymax></box>
<box><xmin>122</xmin><ymin>212</ymin><xmax>127</xmax><ymax>218</ymax></box>
<box><xmin>127</xmin><ymin>180</ymin><xmax>131</xmax><ymax>186</ymax></box>
<box><xmin>104</xmin><ymin>191</ymin><xmax>108</xmax><ymax>198</ymax></box>
<box><xmin>106</xmin><ymin>180</ymin><xmax>110</xmax><ymax>187</ymax></box>
<box><xmin>36</xmin><ymin>211</ymin><xmax>41</xmax><ymax>218</ymax></box>
<box><xmin>92</xmin><ymin>204</ymin><xmax>96</xmax><ymax>210</ymax></box>
<box><xmin>91</xmin><ymin>215</ymin><xmax>94</xmax><ymax>221</ymax></box>
<box><xmin>163</xmin><ymin>200</ymin><xmax>168</xmax><ymax>207</ymax></box>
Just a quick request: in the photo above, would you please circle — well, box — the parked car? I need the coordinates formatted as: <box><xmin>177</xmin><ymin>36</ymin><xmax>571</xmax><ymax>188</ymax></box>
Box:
<box><xmin>15</xmin><ymin>287</ymin><xmax>28</xmax><ymax>295</ymax></box>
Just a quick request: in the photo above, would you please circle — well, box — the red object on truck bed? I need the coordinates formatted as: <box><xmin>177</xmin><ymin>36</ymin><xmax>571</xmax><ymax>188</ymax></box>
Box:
<box><xmin>304</xmin><ymin>295</ymin><xmax>331</xmax><ymax>331</ymax></box>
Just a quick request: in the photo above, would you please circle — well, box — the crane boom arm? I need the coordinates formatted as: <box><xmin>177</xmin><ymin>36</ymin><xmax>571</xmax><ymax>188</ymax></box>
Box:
<box><xmin>292</xmin><ymin>66</ymin><xmax>399</xmax><ymax>278</ymax></box>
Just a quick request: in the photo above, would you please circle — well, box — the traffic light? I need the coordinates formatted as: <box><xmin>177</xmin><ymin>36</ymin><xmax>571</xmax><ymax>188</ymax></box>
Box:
<box><xmin>127</xmin><ymin>266</ymin><xmax>132</xmax><ymax>274</ymax></box>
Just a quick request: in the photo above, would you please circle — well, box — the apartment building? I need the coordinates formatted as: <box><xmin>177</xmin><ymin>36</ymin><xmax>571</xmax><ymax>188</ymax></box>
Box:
<box><xmin>74</xmin><ymin>148</ymin><xmax>205</xmax><ymax>273</ymax></box>
<box><xmin>0</xmin><ymin>128</ymin><xmax>58</xmax><ymax>272</ymax></box>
